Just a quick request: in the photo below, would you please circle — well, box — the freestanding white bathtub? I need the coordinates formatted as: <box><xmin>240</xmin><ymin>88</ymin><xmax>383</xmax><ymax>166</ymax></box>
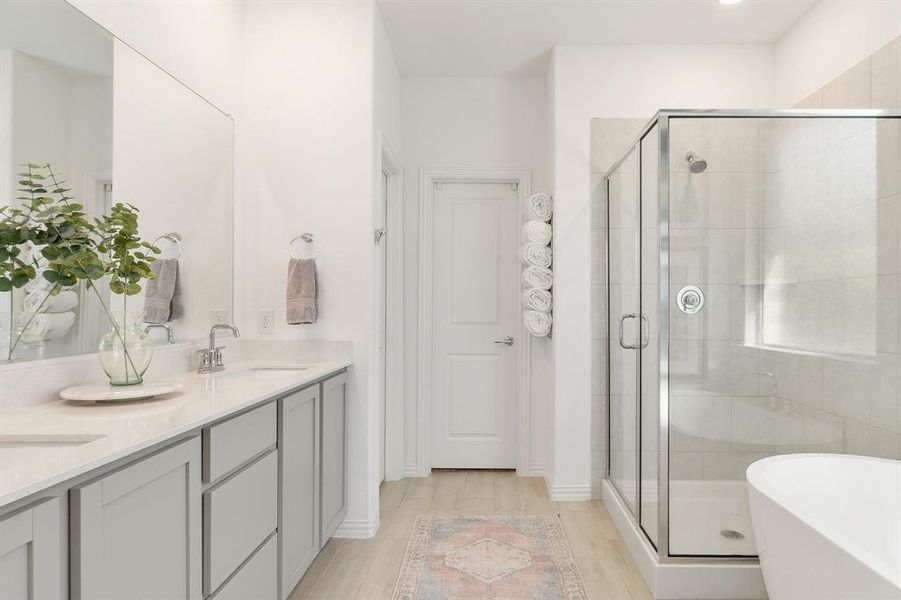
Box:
<box><xmin>747</xmin><ymin>454</ymin><xmax>901</xmax><ymax>600</ymax></box>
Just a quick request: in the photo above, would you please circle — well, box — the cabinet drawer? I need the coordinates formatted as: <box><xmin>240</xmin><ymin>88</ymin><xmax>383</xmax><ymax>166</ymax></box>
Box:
<box><xmin>204</xmin><ymin>450</ymin><xmax>277</xmax><ymax>593</ymax></box>
<box><xmin>211</xmin><ymin>534</ymin><xmax>277</xmax><ymax>600</ymax></box>
<box><xmin>204</xmin><ymin>402</ymin><xmax>276</xmax><ymax>483</ymax></box>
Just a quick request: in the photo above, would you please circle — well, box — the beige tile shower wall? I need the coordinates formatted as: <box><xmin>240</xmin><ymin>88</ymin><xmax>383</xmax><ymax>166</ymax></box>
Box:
<box><xmin>755</xmin><ymin>35</ymin><xmax>901</xmax><ymax>463</ymax></box>
<box><xmin>667</xmin><ymin>117</ymin><xmax>768</xmax><ymax>482</ymax></box>
<box><xmin>673</xmin><ymin>37</ymin><xmax>901</xmax><ymax>478</ymax></box>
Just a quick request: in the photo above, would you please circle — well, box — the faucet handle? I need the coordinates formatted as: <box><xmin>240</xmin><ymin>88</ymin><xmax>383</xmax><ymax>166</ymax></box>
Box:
<box><xmin>211</xmin><ymin>346</ymin><xmax>227</xmax><ymax>367</ymax></box>
<box><xmin>196</xmin><ymin>349</ymin><xmax>212</xmax><ymax>369</ymax></box>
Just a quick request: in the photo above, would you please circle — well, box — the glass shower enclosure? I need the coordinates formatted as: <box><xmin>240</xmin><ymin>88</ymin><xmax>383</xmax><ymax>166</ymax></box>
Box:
<box><xmin>604</xmin><ymin>109</ymin><xmax>901</xmax><ymax>560</ymax></box>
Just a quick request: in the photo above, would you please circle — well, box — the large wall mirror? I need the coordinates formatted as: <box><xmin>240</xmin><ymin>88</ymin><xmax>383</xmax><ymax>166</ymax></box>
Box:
<box><xmin>0</xmin><ymin>0</ymin><xmax>234</xmax><ymax>363</ymax></box>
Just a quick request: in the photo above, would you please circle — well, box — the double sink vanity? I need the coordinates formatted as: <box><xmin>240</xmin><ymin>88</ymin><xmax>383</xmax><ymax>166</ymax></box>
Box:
<box><xmin>1</xmin><ymin>2</ymin><xmax>349</xmax><ymax>598</ymax></box>
<box><xmin>0</xmin><ymin>355</ymin><xmax>350</xmax><ymax>600</ymax></box>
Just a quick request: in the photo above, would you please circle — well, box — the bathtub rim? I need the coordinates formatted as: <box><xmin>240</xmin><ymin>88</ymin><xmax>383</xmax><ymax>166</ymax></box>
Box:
<box><xmin>746</xmin><ymin>453</ymin><xmax>901</xmax><ymax>590</ymax></box>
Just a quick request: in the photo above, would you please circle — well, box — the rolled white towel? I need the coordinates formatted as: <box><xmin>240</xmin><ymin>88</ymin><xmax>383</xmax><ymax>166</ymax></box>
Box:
<box><xmin>526</xmin><ymin>193</ymin><xmax>552</xmax><ymax>222</ymax></box>
<box><xmin>524</xmin><ymin>310</ymin><xmax>552</xmax><ymax>337</ymax></box>
<box><xmin>521</xmin><ymin>243</ymin><xmax>552</xmax><ymax>268</ymax></box>
<box><xmin>23</xmin><ymin>290</ymin><xmax>78</xmax><ymax>314</ymax></box>
<box><xmin>24</xmin><ymin>275</ymin><xmax>53</xmax><ymax>295</ymax></box>
<box><xmin>21</xmin><ymin>311</ymin><xmax>76</xmax><ymax>341</ymax></box>
<box><xmin>522</xmin><ymin>288</ymin><xmax>552</xmax><ymax>313</ymax></box>
<box><xmin>522</xmin><ymin>220</ymin><xmax>552</xmax><ymax>245</ymax></box>
<box><xmin>522</xmin><ymin>266</ymin><xmax>553</xmax><ymax>290</ymax></box>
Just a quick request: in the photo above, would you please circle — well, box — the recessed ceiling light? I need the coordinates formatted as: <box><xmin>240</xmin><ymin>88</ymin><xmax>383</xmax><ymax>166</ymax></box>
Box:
<box><xmin>719</xmin><ymin>0</ymin><xmax>742</xmax><ymax>5</ymax></box>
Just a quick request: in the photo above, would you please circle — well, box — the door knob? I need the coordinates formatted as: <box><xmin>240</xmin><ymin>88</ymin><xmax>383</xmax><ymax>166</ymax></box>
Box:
<box><xmin>494</xmin><ymin>336</ymin><xmax>515</xmax><ymax>347</ymax></box>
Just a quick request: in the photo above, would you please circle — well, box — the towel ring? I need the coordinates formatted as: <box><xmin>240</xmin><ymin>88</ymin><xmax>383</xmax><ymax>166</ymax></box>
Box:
<box><xmin>289</xmin><ymin>233</ymin><xmax>319</xmax><ymax>260</ymax></box>
<box><xmin>152</xmin><ymin>232</ymin><xmax>182</xmax><ymax>259</ymax></box>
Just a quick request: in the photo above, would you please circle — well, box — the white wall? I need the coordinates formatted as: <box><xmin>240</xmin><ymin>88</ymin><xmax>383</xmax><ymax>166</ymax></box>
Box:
<box><xmin>239</xmin><ymin>0</ymin><xmax>383</xmax><ymax>536</ymax></box>
<box><xmin>400</xmin><ymin>76</ymin><xmax>551</xmax><ymax>475</ymax></box>
<box><xmin>373</xmin><ymin>7</ymin><xmax>404</xmax><ymax>482</ymax></box>
<box><xmin>775</xmin><ymin>0</ymin><xmax>901</xmax><ymax>106</ymax></box>
<box><xmin>548</xmin><ymin>44</ymin><xmax>775</xmax><ymax>498</ymax></box>
<box><xmin>375</xmin><ymin>10</ymin><xmax>403</xmax><ymax>156</ymax></box>
<box><xmin>68</xmin><ymin>0</ymin><xmax>243</xmax><ymax>116</ymax></box>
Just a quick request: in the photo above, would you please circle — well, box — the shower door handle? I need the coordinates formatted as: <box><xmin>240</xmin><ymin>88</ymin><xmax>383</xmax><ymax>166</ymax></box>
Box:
<box><xmin>639</xmin><ymin>315</ymin><xmax>650</xmax><ymax>349</ymax></box>
<box><xmin>618</xmin><ymin>313</ymin><xmax>639</xmax><ymax>349</ymax></box>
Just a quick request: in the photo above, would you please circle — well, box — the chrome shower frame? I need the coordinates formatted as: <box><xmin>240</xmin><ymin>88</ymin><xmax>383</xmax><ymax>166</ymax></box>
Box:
<box><xmin>602</xmin><ymin>108</ymin><xmax>901</xmax><ymax>565</ymax></box>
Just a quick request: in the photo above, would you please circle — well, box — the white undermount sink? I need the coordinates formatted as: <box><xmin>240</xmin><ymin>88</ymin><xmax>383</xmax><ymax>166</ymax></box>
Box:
<box><xmin>208</xmin><ymin>363</ymin><xmax>313</xmax><ymax>378</ymax></box>
<box><xmin>0</xmin><ymin>434</ymin><xmax>107</xmax><ymax>465</ymax></box>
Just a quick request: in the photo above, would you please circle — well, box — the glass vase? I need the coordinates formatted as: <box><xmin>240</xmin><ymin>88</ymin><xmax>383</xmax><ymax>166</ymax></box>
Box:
<box><xmin>98</xmin><ymin>311</ymin><xmax>153</xmax><ymax>386</ymax></box>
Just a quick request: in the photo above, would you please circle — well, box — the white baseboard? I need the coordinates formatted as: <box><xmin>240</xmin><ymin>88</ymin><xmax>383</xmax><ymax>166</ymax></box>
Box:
<box><xmin>522</xmin><ymin>461</ymin><xmax>545</xmax><ymax>477</ymax></box>
<box><xmin>548</xmin><ymin>483</ymin><xmax>592</xmax><ymax>501</ymax></box>
<box><xmin>404</xmin><ymin>465</ymin><xmax>428</xmax><ymax>478</ymax></box>
<box><xmin>333</xmin><ymin>517</ymin><xmax>379</xmax><ymax>539</ymax></box>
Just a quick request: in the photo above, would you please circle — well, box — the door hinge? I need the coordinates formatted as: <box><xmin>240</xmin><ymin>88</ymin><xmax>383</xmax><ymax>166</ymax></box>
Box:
<box><xmin>374</xmin><ymin>228</ymin><xmax>387</xmax><ymax>245</ymax></box>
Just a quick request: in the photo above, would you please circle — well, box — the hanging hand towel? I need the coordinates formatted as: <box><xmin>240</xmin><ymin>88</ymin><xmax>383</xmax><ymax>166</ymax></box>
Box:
<box><xmin>287</xmin><ymin>258</ymin><xmax>317</xmax><ymax>324</ymax></box>
<box><xmin>23</xmin><ymin>289</ymin><xmax>78</xmax><ymax>314</ymax></box>
<box><xmin>522</xmin><ymin>220</ymin><xmax>552</xmax><ymax>245</ymax></box>
<box><xmin>522</xmin><ymin>288</ymin><xmax>552</xmax><ymax>313</ymax></box>
<box><xmin>524</xmin><ymin>310</ymin><xmax>552</xmax><ymax>337</ymax></box>
<box><xmin>522</xmin><ymin>265</ymin><xmax>553</xmax><ymax>290</ymax></box>
<box><xmin>142</xmin><ymin>259</ymin><xmax>181</xmax><ymax>324</ymax></box>
<box><xmin>521</xmin><ymin>242</ymin><xmax>552</xmax><ymax>269</ymax></box>
<box><xmin>526</xmin><ymin>193</ymin><xmax>552</xmax><ymax>222</ymax></box>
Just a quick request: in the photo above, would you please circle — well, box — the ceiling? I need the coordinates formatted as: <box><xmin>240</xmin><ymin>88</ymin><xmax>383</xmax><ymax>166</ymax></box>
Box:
<box><xmin>378</xmin><ymin>0</ymin><xmax>818</xmax><ymax>76</ymax></box>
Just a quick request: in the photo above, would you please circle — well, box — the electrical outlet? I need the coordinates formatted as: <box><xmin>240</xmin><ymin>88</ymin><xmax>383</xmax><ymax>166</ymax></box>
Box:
<box><xmin>210</xmin><ymin>309</ymin><xmax>228</xmax><ymax>326</ymax></box>
<box><xmin>258</xmin><ymin>309</ymin><xmax>274</xmax><ymax>334</ymax></box>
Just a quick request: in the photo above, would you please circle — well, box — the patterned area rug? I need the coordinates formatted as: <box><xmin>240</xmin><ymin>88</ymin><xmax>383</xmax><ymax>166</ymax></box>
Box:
<box><xmin>393</xmin><ymin>516</ymin><xmax>588</xmax><ymax>599</ymax></box>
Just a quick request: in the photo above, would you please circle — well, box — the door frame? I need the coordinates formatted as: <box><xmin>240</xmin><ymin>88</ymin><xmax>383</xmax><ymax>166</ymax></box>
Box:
<box><xmin>379</xmin><ymin>136</ymin><xmax>405</xmax><ymax>482</ymax></box>
<box><xmin>416</xmin><ymin>168</ymin><xmax>532</xmax><ymax>476</ymax></box>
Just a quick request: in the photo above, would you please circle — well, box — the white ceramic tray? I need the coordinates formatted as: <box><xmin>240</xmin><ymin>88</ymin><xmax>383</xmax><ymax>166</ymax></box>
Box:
<box><xmin>60</xmin><ymin>382</ymin><xmax>184</xmax><ymax>402</ymax></box>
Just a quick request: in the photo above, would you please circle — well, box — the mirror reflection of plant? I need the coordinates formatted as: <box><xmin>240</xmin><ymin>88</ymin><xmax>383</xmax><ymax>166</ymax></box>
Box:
<box><xmin>96</xmin><ymin>203</ymin><xmax>158</xmax><ymax>297</ymax></box>
<box><xmin>0</xmin><ymin>164</ymin><xmax>159</xmax><ymax>371</ymax></box>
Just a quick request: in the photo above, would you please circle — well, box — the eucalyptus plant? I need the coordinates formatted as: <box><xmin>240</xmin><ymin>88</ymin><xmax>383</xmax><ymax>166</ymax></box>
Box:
<box><xmin>0</xmin><ymin>163</ymin><xmax>158</xmax><ymax>368</ymax></box>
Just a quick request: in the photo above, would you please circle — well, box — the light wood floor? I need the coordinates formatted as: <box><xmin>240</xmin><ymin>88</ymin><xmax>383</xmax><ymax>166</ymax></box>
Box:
<box><xmin>289</xmin><ymin>471</ymin><xmax>652</xmax><ymax>600</ymax></box>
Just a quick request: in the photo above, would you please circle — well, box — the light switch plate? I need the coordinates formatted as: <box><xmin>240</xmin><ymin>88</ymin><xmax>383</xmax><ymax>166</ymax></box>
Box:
<box><xmin>258</xmin><ymin>309</ymin><xmax>274</xmax><ymax>334</ymax></box>
<box><xmin>210</xmin><ymin>309</ymin><xmax>228</xmax><ymax>326</ymax></box>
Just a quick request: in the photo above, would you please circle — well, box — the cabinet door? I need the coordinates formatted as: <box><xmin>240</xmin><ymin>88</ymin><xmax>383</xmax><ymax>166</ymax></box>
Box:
<box><xmin>212</xmin><ymin>534</ymin><xmax>277</xmax><ymax>600</ymax></box>
<box><xmin>0</xmin><ymin>498</ymin><xmax>62</xmax><ymax>600</ymax></box>
<box><xmin>278</xmin><ymin>385</ymin><xmax>320</xmax><ymax>599</ymax></box>
<box><xmin>71</xmin><ymin>437</ymin><xmax>202</xmax><ymax>600</ymax></box>
<box><xmin>320</xmin><ymin>373</ymin><xmax>347</xmax><ymax>543</ymax></box>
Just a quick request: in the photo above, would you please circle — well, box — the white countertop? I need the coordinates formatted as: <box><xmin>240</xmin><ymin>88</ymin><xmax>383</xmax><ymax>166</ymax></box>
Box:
<box><xmin>0</xmin><ymin>359</ymin><xmax>350</xmax><ymax>509</ymax></box>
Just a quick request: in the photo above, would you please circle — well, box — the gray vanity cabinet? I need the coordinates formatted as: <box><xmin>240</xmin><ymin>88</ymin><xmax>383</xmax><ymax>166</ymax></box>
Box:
<box><xmin>70</xmin><ymin>437</ymin><xmax>202</xmax><ymax>600</ymax></box>
<box><xmin>0</xmin><ymin>498</ymin><xmax>62</xmax><ymax>600</ymax></box>
<box><xmin>278</xmin><ymin>386</ymin><xmax>320</xmax><ymax>599</ymax></box>
<box><xmin>202</xmin><ymin>403</ymin><xmax>278</xmax><ymax>598</ymax></box>
<box><xmin>320</xmin><ymin>373</ymin><xmax>348</xmax><ymax>543</ymax></box>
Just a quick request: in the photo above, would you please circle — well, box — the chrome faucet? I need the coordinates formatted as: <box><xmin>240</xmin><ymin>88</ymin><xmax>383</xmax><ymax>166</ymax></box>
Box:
<box><xmin>198</xmin><ymin>324</ymin><xmax>240</xmax><ymax>374</ymax></box>
<box><xmin>144</xmin><ymin>323</ymin><xmax>175</xmax><ymax>344</ymax></box>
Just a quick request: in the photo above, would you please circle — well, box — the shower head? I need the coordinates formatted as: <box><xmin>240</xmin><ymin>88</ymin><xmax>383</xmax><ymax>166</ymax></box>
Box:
<box><xmin>685</xmin><ymin>151</ymin><xmax>708</xmax><ymax>174</ymax></box>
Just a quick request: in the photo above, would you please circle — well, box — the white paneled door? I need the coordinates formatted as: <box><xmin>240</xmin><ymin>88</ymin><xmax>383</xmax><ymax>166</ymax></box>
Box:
<box><xmin>431</xmin><ymin>181</ymin><xmax>518</xmax><ymax>468</ymax></box>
